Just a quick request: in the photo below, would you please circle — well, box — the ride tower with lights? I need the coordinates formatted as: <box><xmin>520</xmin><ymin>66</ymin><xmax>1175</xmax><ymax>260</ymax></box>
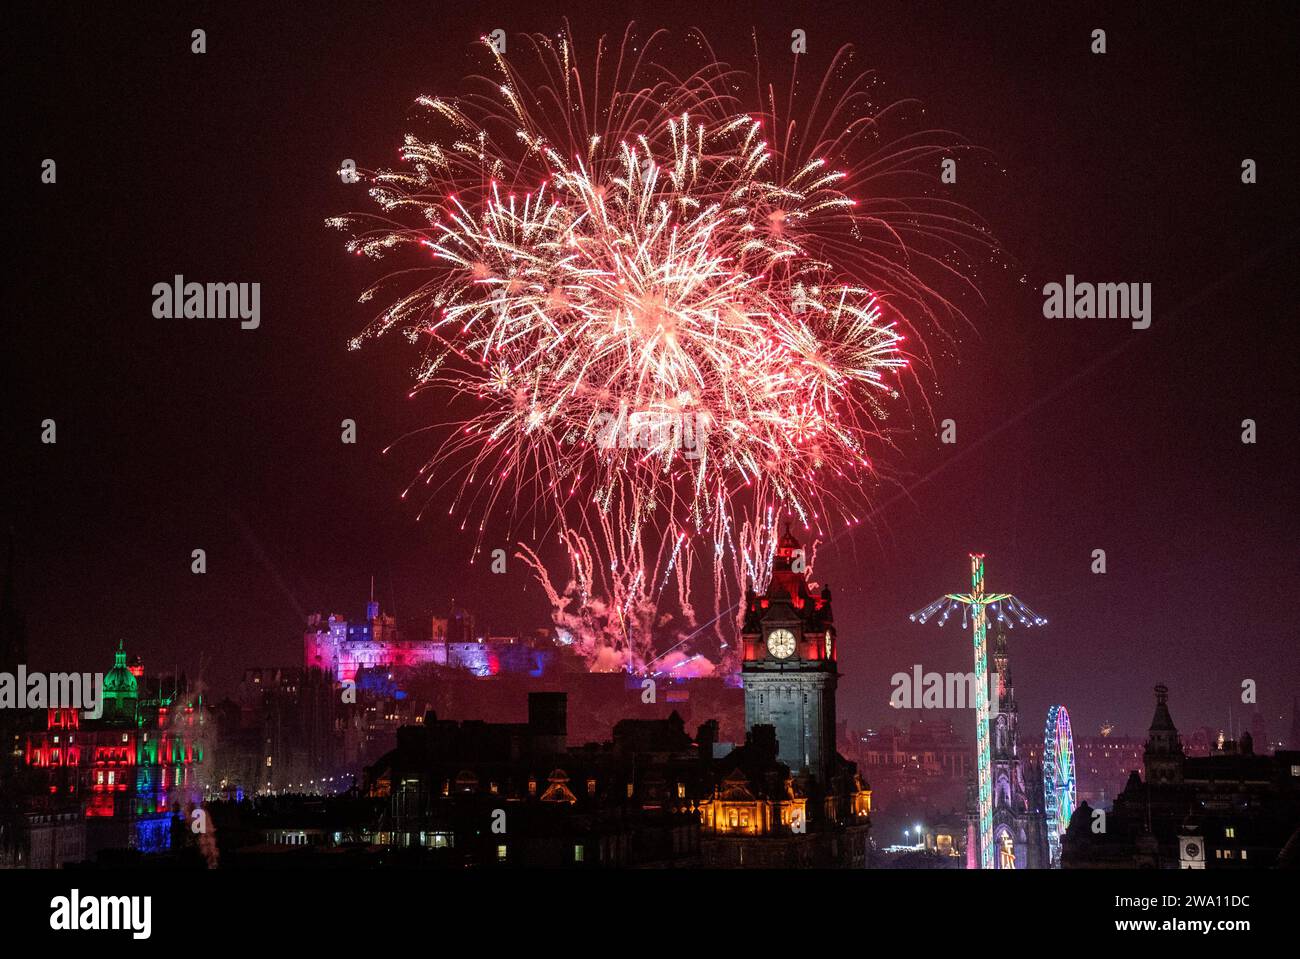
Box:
<box><xmin>909</xmin><ymin>553</ymin><xmax>1047</xmax><ymax>869</ymax></box>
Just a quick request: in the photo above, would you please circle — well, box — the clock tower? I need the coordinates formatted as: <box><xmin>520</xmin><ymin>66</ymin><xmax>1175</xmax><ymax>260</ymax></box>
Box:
<box><xmin>740</xmin><ymin>526</ymin><xmax>838</xmax><ymax>787</ymax></box>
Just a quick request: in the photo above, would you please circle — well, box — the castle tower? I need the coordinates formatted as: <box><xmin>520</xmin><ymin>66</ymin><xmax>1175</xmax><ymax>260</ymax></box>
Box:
<box><xmin>739</xmin><ymin>527</ymin><xmax>838</xmax><ymax>787</ymax></box>
<box><xmin>1143</xmin><ymin>684</ymin><xmax>1185</xmax><ymax>785</ymax></box>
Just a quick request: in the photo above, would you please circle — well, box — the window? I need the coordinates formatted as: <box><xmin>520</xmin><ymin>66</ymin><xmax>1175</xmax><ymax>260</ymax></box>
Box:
<box><xmin>1224</xmin><ymin>827</ymin><xmax>1235</xmax><ymax>838</ymax></box>
<box><xmin>574</xmin><ymin>845</ymin><xmax>584</xmax><ymax>863</ymax></box>
<box><xmin>496</xmin><ymin>844</ymin><xmax>508</xmax><ymax>862</ymax></box>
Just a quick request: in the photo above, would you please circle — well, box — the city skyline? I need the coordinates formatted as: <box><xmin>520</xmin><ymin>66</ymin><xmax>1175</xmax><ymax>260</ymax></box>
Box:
<box><xmin>5</xmin><ymin>0</ymin><xmax>1298</xmax><ymax>897</ymax></box>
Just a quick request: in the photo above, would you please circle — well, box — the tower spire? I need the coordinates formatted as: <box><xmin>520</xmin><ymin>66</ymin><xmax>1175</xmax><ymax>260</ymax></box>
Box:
<box><xmin>1143</xmin><ymin>684</ymin><xmax>1185</xmax><ymax>785</ymax></box>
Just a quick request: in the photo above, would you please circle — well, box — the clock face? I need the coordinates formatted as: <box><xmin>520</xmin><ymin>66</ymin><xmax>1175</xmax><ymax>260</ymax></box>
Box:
<box><xmin>766</xmin><ymin>628</ymin><xmax>796</xmax><ymax>659</ymax></box>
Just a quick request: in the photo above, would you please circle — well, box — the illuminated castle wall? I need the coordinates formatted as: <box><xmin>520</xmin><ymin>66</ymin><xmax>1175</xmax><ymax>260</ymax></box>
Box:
<box><xmin>304</xmin><ymin>604</ymin><xmax>556</xmax><ymax>682</ymax></box>
<box><xmin>303</xmin><ymin>603</ymin><xmax>462</xmax><ymax>682</ymax></box>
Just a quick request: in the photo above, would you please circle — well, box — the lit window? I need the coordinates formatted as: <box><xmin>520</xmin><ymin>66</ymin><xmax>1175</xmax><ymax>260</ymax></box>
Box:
<box><xmin>1225</xmin><ymin>827</ymin><xmax>1235</xmax><ymax>838</ymax></box>
<box><xmin>574</xmin><ymin>845</ymin><xmax>584</xmax><ymax>863</ymax></box>
<box><xmin>496</xmin><ymin>844</ymin><xmax>507</xmax><ymax>861</ymax></box>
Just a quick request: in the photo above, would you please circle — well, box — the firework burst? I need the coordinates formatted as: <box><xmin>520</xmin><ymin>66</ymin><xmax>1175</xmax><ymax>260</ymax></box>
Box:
<box><xmin>330</xmin><ymin>25</ymin><xmax>997</xmax><ymax>669</ymax></box>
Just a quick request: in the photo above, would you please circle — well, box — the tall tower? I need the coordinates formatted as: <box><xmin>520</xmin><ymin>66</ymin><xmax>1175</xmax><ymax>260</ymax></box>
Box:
<box><xmin>988</xmin><ymin>622</ymin><xmax>1045</xmax><ymax>868</ymax></box>
<box><xmin>739</xmin><ymin>527</ymin><xmax>838</xmax><ymax>786</ymax></box>
<box><xmin>909</xmin><ymin>553</ymin><xmax>1047</xmax><ymax>868</ymax></box>
<box><xmin>1143</xmin><ymin>684</ymin><xmax>1185</xmax><ymax>785</ymax></box>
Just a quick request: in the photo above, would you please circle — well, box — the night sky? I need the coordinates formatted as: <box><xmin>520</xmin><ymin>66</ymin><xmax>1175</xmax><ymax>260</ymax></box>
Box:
<box><xmin>6</xmin><ymin>1</ymin><xmax>1297</xmax><ymax>742</ymax></box>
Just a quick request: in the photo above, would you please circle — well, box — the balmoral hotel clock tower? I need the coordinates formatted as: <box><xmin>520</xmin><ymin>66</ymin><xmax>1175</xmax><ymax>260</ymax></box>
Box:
<box><xmin>740</xmin><ymin>526</ymin><xmax>839</xmax><ymax>787</ymax></box>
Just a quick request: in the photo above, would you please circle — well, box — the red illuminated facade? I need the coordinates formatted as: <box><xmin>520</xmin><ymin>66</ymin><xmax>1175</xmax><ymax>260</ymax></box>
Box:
<box><xmin>23</xmin><ymin>644</ymin><xmax>209</xmax><ymax>848</ymax></box>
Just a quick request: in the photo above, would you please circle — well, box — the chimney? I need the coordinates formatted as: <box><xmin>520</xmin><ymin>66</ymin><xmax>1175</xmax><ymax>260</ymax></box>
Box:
<box><xmin>697</xmin><ymin>719</ymin><xmax>719</xmax><ymax>759</ymax></box>
<box><xmin>748</xmin><ymin>723</ymin><xmax>779</xmax><ymax>761</ymax></box>
<box><xmin>528</xmin><ymin>692</ymin><xmax>567</xmax><ymax>755</ymax></box>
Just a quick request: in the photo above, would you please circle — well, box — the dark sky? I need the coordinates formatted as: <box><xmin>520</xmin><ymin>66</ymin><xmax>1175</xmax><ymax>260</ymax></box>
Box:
<box><xmin>6</xmin><ymin>1</ymin><xmax>1297</xmax><ymax>742</ymax></box>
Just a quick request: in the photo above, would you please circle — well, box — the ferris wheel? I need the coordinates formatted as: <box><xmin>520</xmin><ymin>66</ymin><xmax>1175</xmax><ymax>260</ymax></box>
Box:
<box><xmin>1043</xmin><ymin>705</ymin><xmax>1077</xmax><ymax>868</ymax></box>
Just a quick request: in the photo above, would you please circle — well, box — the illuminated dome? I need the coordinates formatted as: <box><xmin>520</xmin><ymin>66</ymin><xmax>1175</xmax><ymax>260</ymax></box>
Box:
<box><xmin>102</xmin><ymin>640</ymin><xmax>138</xmax><ymax>721</ymax></box>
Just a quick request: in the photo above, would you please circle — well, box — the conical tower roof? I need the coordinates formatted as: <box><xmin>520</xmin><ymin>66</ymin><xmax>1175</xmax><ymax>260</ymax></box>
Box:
<box><xmin>1148</xmin><ymin>684</ymin><xmax>1177</xmax><ymax>733</ymax></box>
